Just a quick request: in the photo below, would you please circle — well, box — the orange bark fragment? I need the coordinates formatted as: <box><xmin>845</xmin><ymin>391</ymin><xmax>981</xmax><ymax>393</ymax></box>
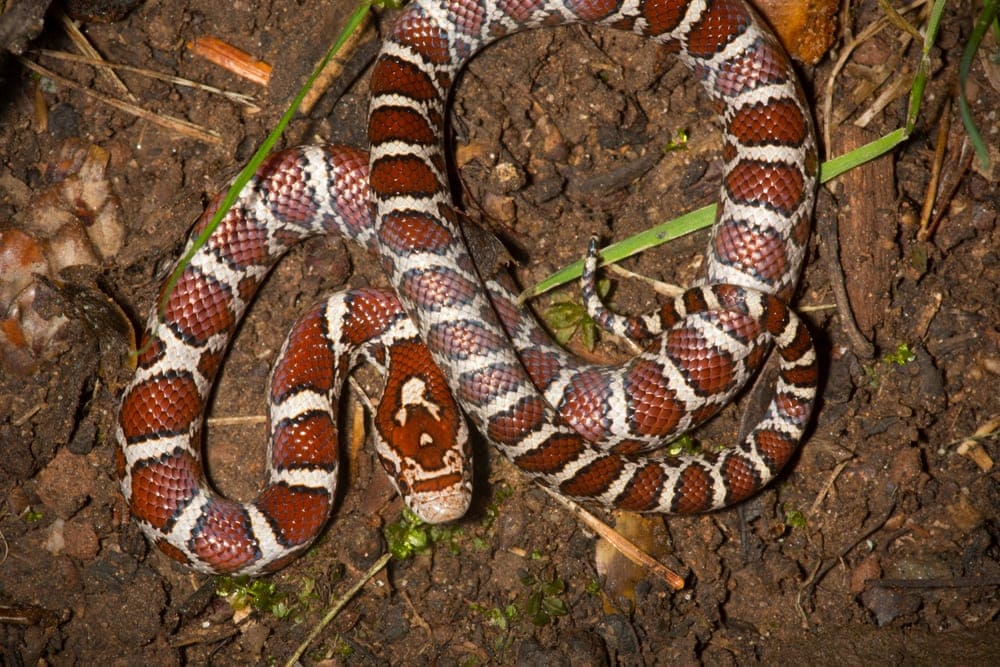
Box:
<box><xmin>187</xmin><ymin>36</ymin><xmax>272</xmax><ymax>86</ymax></box>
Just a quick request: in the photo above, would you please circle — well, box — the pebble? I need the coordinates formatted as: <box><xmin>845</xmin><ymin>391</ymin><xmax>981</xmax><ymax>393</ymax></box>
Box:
<box><xmin>34</xmin><ymin>447</ymin><xmax>98</xmax><ymax>519</ymax></box>
<box><xmin>63</xmin><ymin>517</ymin><xmax>100</xmax><ymax>561</ymax></box>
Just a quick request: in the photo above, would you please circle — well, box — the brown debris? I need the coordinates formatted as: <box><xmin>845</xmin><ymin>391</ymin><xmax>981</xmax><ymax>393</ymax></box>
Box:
<box><xmin>754</xmin><ymin>0</ymin><xmax>839</xmax><ymax>64</ymax></box>
<box><xmin>187</xmin><ymin>36</ymin><xmax>273</xmax><ymax>86</ymax></box>
<box><xmin>0</xmin><ymin>140</ymin><xmax>125</xmax><ymax>374</ymax></box>
<box><xmin>829</xmin><ymin>124</ymin><xmax>899</xmax><ymax>350</ymax></box>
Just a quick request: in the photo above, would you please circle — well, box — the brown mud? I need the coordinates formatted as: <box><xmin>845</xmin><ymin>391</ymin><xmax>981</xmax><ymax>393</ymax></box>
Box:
<box><xmin>0</xmin><ymin>1</ymin><xmax>998</xmax><ymax>664</ymax></box>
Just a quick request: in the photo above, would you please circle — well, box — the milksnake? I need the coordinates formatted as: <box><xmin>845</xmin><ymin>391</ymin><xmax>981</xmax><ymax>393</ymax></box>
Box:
<box><xmin>117</xmin><ymin>0</ymin><xmax>818</xmax><ymax>575</ymax></box>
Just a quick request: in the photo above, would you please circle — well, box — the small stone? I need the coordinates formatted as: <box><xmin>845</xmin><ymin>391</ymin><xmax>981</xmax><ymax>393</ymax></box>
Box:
<box><xmin>44</xmin><ymin>518</ymin><xmax>66</xmax><ymax>555</ymax></box>
<box><xmin>63</xmin><ymin>516</ymin><xmax>100</xmax><ymax>561</ymax></box>
<box><xmin>482</xmin><ymin>192</ymin><xmax>516</xmax><ymax>223</ymax></box>
<box><xmin>849</xmin><ymin>554</ymin><xmax>881</xmax><ymax>594</ymax></box>
<box><xmin>67</xmin><ymin>418</ymin><xmax>97</xmax><ymax>455</ymax></box>
<box><xmin>34</xmin><ymin>447</ymin><xmax>98</xmax><ymax>519</ymax></box>
<box><xmin>488</xmin><ymin>162</ymin><xmax>526</xmax><ymax>194</ymax></box>
<box><xmin>859</xmin><ymin>586</ymin><xmax>921</xmax><ymax>626</ymax></box>
<box><xmin>888</xmin><ymin>446</ymin><xmax>923</xmax><ymax>489</ymax></box>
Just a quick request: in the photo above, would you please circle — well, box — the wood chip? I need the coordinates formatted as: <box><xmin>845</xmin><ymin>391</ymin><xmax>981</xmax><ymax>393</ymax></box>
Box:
<box><xmin>955</xmin><ymin>418</ymin><xmax>998</xmax><ymax>472</ymax></box>
<box><xmin>187</xmin><ymin>36</ymin><xmax>272</xmax><ymax>86</ymax></box>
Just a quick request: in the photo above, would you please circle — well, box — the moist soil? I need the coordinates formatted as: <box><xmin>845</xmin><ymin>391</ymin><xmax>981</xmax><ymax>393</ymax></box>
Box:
<box><xmin>1</xmin><ymin>1</ymin><xmax>998</xmax><ymax>664</ymax></box>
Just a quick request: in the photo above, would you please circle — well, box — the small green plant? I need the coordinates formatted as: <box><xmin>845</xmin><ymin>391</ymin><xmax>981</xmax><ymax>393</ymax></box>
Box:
<box><xmin>545</xmin><ymin>279</ymin><xmax>612</xmax><ymax>350</ymax></box>
<box><xmin>863</xmin><ymin>363</ymin><xmax>881</xmax><ymax>389</ymax></box>
<box><xmin>468</xmin><ymin>601</ymin><xmax>517</xmax><ymax>655</ymax></box>
<box><xmin>216</xmin><ymin>577</ymin><xmax>293</xmax><ymax>618</ymax></box>
<box><xmin>384</xmin><ymin>507</ymin><xmax>463</xmax><ymax>560</ymax></box>
<box><xmin>286</xmin><ymin>575</ymin><xmax>325</xmax><ymax>622</ymax></box>
<box><xmin>783</xmin><ymin>504</ymin><xmax>807</xmax><ymax>530</ymax></box>
<box><xmin>666</xmin><ymin>433</ymin><xmax>699</xmax><ymax>456</ymax></box>
<box><xmin>430</xmin><ymin>523</ymin><xmax>463</xmax><ymax>555</ymax></box>
<box><xmin>520</xmin><ymin>573</ymin><xmax>569</xmax><ymax>626</ymax></box>
<box><xmin>480</xmin><ymin>603</ymin><xmax>519</xmax><ymax>631</ymax></box>
<box><xmin>384</xmin><ymin>508</ymin><xmax>430</xmax><ymax>559</ymax></box>
<box><xmin>480</xmin><ymin>483</ymin><xmax>514</xmax><ymax>531</ymax></box>
<box><xmin>494</xmin><ymin>484</ymin><xmax>515</xmax><ymax>503</ymax></box>
<box><xmin>459</xmin><ymin>655</ymin><xmax>483</xmax><ymax>667</ymax></box>
<box><xmin>22</xmin><ymin>509</ymin><xmax>43</xmax><ymax>523</ymax></box>
<box><xmin>864</xmin><ymin>342</ymin><xmax>917</xmax><ymax>388</ymax></box>
<box><xmin>882</xmin><ymin>342</ymin><xmax>916</xmax><ymax>366</ymax></box>
<box><xmin>468</xmin><ymin>601</ymin><xmax>519</xmax><ymax>634</ymax></box>
<box><xmin>329</xmin><ymin>635</ymin><xmax>354</xmax><ymax>658</ymax></box>
<box><xmin>663</xmin><ymin>128</ymin><xmax>689</xmax><ymax>153</ymax></box>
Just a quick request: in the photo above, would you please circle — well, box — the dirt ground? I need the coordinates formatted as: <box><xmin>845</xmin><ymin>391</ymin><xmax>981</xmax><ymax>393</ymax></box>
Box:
<box><xmin>1</xmin><ymin>0</ymin><xmax>998</xmax><ymax>664</ymax></box>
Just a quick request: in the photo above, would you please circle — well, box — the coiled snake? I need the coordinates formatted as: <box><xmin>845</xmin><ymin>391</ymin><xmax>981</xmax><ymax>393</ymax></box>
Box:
<box><xmin>117</xmin><ymin>0</ymin><xmax>818</xmax><ymax>575</ymax></box>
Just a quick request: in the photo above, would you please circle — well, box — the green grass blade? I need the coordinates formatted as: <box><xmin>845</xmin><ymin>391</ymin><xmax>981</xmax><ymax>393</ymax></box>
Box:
<box><xmin>520</xmin><ymin>204</ymin><xmax>713</xmax><ymax>300</ymax></box>
<box><xmin>819</xmin><ymin>128</ymin><xmax>907</xmax><ymax>183</ymax></box>
<box><xmin>958</xmin><ymin>0</ymin><xmax>999</xmax><ymax>172</ymax></box>
<box><xmin>521</xmin><ymin>132</ymin><xmax>905</xmax><ymax>301</ymax></box>
<box><xmin>906</xmin><ymin>0</ymin><xmax>948</xmax><ymax>135</ymax></box>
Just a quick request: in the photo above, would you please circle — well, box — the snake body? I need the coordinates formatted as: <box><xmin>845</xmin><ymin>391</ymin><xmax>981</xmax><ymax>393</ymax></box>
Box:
<box><xmin>117</xmin><ymin>0</ymin><xmax>818</xmax><ymax>575</ymax></box>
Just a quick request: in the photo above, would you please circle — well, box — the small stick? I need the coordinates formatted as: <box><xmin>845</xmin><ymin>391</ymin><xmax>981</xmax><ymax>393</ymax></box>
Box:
<box><xmin>301</xmin><ymin>11</ymin><xmax>373</xmax><ymax>114</ymax></box>
<box><xmin>34</xmin><ymin>49</ymin><xmax>260</xmax><ymax>109</ymax></box>
<box><xmin>922</xmin><ymin>139</ymin><xmax>975</xmax><ymax>242</ymax></box>
<box><xmin>952</xmin><ymin>417</ymin><xmax>999</xmax><ymax>472</ymax></box>
<box><xmin>187</xmin><ymin>36</ymin><xmax>272</xmax><ymax>86</ymax></box>
<box><xmin>875</xmin><ymin>0</ymin><xmax>924</xmax><ymax>39</ymax></box>
<box><xmin>538</xmin><ymin>485</ymin><xmax>685</xmax><ymax>591</ymax></box>
<box><xmin>808</xmin><ymin>460</ymin><xmax>852</xmax><ymax>517</ymax></box>
<box><xmin>205</xmin><ymin>415</ymin><xmax>267</xmax><ymax>427</ymax></box>
<box><xmin>821</xmin><ymin>0</ymin><xmax>929</xmax><ymax>153</ymax></box>
<box><xmin>917</xmin><ymin>97</ymin><xmax>952</xmax><ymax>238</ymax></box>
<box><xmin>18</xmin><ymin>57</ymin><xmax>222</xmax><ymax>145</ymax></box>
<box><xmin>57</xmin><ymin>11</ymin><xmax>136</xmax><ymax>102</ymax></box>
<box><xmin>284</xmin><ymin>552</ymin><xmax>392</xmax><ymax>667</ymax></box>
<box><xmin>853</xmin><ymin>66</ymin><xmax>915</xmax><ymax>128</ymax></box>
<box><xmin>816</xmin><ymin>205</ymin><xmax>876</xmax><ymax>358</ymax></box>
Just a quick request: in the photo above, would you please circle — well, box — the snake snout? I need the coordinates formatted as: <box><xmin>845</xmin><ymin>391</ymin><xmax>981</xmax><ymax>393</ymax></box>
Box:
<box><xmin>408</xmin><ymin>481</ymin><xmax>473</xmax><ymax>524</ymax></box>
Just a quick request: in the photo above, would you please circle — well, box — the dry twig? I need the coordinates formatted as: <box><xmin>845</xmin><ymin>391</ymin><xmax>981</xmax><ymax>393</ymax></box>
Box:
<box><xmin>57</xmin><ymin>11</ymin><xmax>136</xmax><ymax>102</ymax></box>
<box><xmin>33</xmin><ymin>49</ymin><xmax>260</xmax><ymax>109</ymax></box>
<box><xmin>795</xmin><ymin>501</ymin><xmax>896</xmax><ymax>627</ymax></box>
<box><xmin>284</xmin><ymin>552</ymin><xmax>392</xmax><ymax>667</ymax></box>
<box><xmin>538</xmin><ymin>485</ymin><xmax>685</xmax><ymax>591</ymax></box>
<box><xmin>187</xmin><ymin>36</ymin><xmax>272</xmax><ymax>86</ymax></box>
<box><xmin>821</xmin><ymin>0</ymin><xmax>930</xmax><ymax>153</ymax></box>
<box><xmin>19</xmin><ymin>57</ymin><xmax>222</xmax><ymax>144</ymax></box>
<box><xmin>917</xmin><ymin>96</ymin><xmax>952</xmax><ymax>238</ymax></box>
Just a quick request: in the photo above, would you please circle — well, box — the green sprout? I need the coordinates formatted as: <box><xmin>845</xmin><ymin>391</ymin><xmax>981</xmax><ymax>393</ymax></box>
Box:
<box><xmin>384</xmin><ymin>507</ymin><xmax>463</xmax><ymax>560</ymax></box>
<box><xmin>545</xmin><ymin>279</ymin><xmax>612</xmax><ymax>350</ymax></box>
<box><xmin>663</xmin><ymin>128</ymin><xmax>689</xmax><ymax>153</ymax></box>
<box><xmin>215</xmin><ymin>577</ymin><xmax>293</xmax><ymax>619</ymax></box>
<box><xmin>783</xmin><ymin>504</ymin><xmax>808</xmax><ymax>530</ymax></box>
<box><xmin>864</xmin><ymin>342</ymin><xmax>917</xmax><ymax>387</ymax></box>
<box><xmin>519</xmin><ymin>573</ymin><xmax>569</xmax><ymax>626</ymax></box>
<box><xmin>666</xmin><ymin>433</ymin><xmax>701</xmax><ymax>457</ymax></box>
<box><xmin>882</xmin><ymin>342</ymin><xmax>916</xmax><ymax>366</ymax></box>
<box><xmin>481</xmin><ymin>483</ymin><xmax>514</xmax><ymax>531</ymax></box>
